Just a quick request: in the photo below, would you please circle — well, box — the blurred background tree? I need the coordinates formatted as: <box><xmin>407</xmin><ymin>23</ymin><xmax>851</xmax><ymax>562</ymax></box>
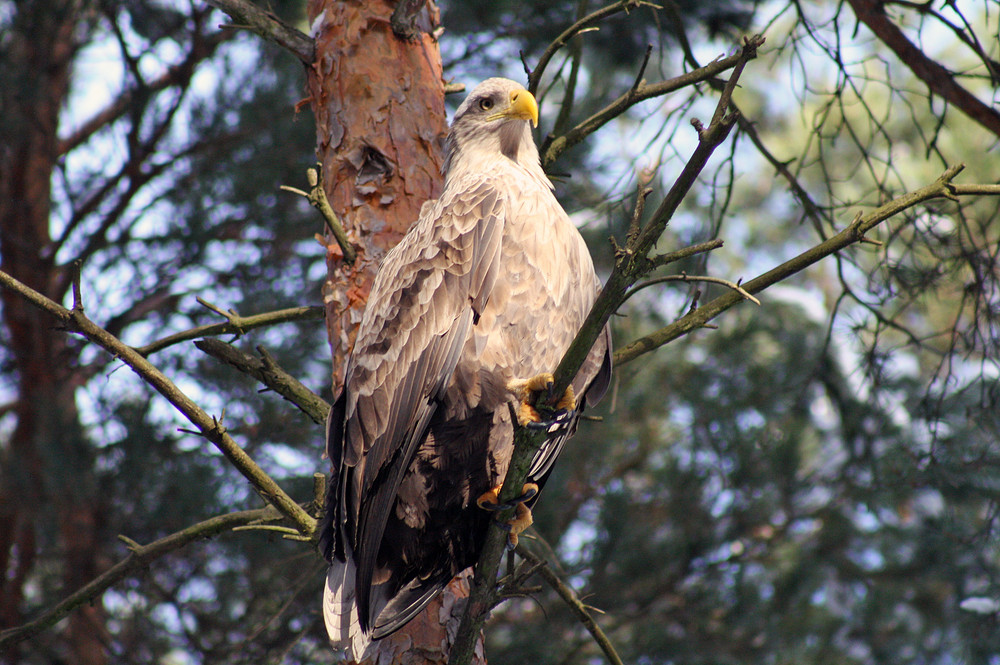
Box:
<box><xmin>1</xmin><ymin>0</ymin><xmax>997</xmax><ymax>664</ymax></box>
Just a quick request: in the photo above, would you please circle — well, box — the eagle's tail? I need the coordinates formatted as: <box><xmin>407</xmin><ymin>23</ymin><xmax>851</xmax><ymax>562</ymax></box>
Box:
<box><xmin>323</xmin><ymin>557</ymin><xmax>371</xmax><ymax>661</ymax></box>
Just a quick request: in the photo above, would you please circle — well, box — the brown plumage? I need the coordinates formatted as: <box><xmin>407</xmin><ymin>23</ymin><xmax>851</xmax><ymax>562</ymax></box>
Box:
<box><xmin>320</xmin><ymin>78</ymin><xmax>612</xmax><ymax>659</ymax></box>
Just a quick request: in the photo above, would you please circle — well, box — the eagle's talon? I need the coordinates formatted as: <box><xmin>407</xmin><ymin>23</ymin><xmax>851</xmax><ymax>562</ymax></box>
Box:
<box><xmin>476</xmin><ymin>486</ymin><xmax>502</xmax><ymax>511</ymax></box>
<box><xmin>477</xmin><ymin>483</ymin><xmax>536</xmax><ymax>549</ymax></box>
<box><xmin>525</xmin><ymin>408</ymin><xmax>575</xmax><ymax>434</ymax></box>
<box><xmin>515</xmin><ymin>482</ymin><xmax>539</xmax><ymax>503</ymax></box>
<box><xmin>508</xmin><ymin>374</ymin><xmax>576</xmax><ymax>428</ymax></box>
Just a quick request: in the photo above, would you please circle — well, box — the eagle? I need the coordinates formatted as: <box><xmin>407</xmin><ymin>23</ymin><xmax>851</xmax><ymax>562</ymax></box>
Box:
<box><xmin>320</xmin><ymin>77</ymin><xmax>613</xmax><ymax>659</ymax></box>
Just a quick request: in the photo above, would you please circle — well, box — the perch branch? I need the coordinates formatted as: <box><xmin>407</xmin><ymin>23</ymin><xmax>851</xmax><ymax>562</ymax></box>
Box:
<box><xmin>448</xmin><ymin>34</ymin><xmax>764</xmax><ymax>665</ymax></box>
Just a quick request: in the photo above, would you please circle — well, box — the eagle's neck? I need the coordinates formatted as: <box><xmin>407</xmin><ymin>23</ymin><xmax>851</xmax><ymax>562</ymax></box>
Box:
<box><xmin>444</xmin><ymin>123</ymin><xmax>551</xmax><ymax>191</ymax></box>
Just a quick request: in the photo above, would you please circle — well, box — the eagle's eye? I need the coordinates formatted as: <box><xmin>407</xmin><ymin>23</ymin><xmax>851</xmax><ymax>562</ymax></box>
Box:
<box><xmin>478</xmin><ymin>97</ymin><xmax>494</xmax><ymax>111</ymax></box>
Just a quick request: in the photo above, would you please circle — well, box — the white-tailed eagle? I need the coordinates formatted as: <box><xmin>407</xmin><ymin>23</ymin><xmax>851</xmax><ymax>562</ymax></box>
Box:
<box><xmin>320</xmin><ymin>77</ymin><xmax>612</xmax><ymax>659</ymax></box>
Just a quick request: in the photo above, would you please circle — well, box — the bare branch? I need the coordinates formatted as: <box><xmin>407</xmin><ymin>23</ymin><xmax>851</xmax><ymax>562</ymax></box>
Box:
<box><xmin>515</xmin><ymin>546</ymin><xmax>624</xmax><ymax>665</ymax></box>
<box><xmin>846</xmin><ymin>0</ymin><xmax>1000</xmax><ymax>138</ymax></box>
<box><xmin>528</xmin><ymin>0</ymin><xmax>658</xmax><ymax>95</ymax></box>
<box><xmin>614</xmin><ymin>164</ymin><xmax>1000</xmax><ymax>365</ymax></box>
<box><xmin>203</xmin><ymin>0</ymin><xmax>314</xmax><ymax>64</ymax></box>
<box><xmin>0</xmin><ymin>269</ymin><xmax>317</xmax><ymax>535</ymax></box>
<box><xmin>195</xmin><ymin>339</ymin><xmax>331</xmax><ymax>424</ymax></box>
<box><xmin>0</xmin><ymin>507</ymin><xmax>282</xmax><ymax>649</ymax></box>
<box><xmin>541</xmin><ymin>46</ymin><xmax>753</xmax><ymax>168</ymax></box>
<box><xmin>134</xmin><ymin>304</ymin><xmax>324</xmax><ymax>357</ymax></box>
<box><xmin>58</xmin><ymin>30</ymin><xmax>230</xmax><ymax>155</ymax></box>
<box><xmin>282</xmin><ymin>163</ymin><xmax>357</xmax><ymax>264</ymax></box>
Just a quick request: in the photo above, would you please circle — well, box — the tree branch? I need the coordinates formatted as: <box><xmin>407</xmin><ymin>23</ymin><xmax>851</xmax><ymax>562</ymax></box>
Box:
<box><xmin>58</xmin><ymin>30</ymin><xmax>230</xmax><ymax>155</ymax></box>
<box><xmin>647</xmin><ymin>238</ymin><xmax>724</xmax><ymax>268</ymax></box>
<box><xmin>527</xmin><ymin>0</ymin><xmax>656</xmax><ymax>95</ymax></box>
<box><xmin>203</xmin><ymin>0</ymin><xmax>315</xmax><ymax>64</ymax></box>
<box><xmin>0</xmin><ymin>507</ymin><xmax>282</xmax><ymax>649</ymax></box>
<box><xmin>0</xmin><ymin>270</ymin><xmax>317</xmax><ymax>536</ymax></box>
<box><xmin>134</xmin><ymin>304</ymin><xmax>324</xmax><ymax>357</ymax></box>
<box><xmin>281</xmin><ymin>163</ymin><xmax>357</xmax><ymax>263</ymax></box>
<box><xmin>195</xmin><ymin>338</ymin><xmax>331</xmax><ymax>424</ymax></box>
<box><xmin>515</xmin><ymin>546</ymin><xmax>624</xmax><ymax>665</ymax></box>
<box><xmin>613</xmin><ymin>163</ymin><xmax>1000</xmax><ymax>365</ymax></box>
<box><xmin>541</xmin><ymin>46</ymin><xmax>752</xmax><ymax>168</ymax></box>
<box><xmin>846</xmin><ymin>0</ymin><xmax>1000</xmax><ymax>138</ymax></box>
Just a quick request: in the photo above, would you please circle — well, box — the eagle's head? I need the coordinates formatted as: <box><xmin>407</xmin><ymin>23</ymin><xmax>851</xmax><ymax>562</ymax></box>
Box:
<box><xmin>444</xmin><ymin>78</ymin><xmax>541</xmax><ymax>177</ymax></box>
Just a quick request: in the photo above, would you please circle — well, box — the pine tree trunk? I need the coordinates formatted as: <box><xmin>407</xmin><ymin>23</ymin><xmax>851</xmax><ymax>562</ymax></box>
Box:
<box><xmin>306</xmin><ymin>0</ymin><xmax>485</xmax><ymax>662</ymax></box>
<box><xmin>0</xmin><ymin>3</ymin><xmax>107</xmax><ymax>665</ymax></box>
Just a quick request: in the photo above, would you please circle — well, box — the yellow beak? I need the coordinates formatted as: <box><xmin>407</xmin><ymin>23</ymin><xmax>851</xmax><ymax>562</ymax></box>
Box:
<box><xmin>489</xmin><ymin>88</ymin><xmax>539</xmax><ymax>128</ymax></box>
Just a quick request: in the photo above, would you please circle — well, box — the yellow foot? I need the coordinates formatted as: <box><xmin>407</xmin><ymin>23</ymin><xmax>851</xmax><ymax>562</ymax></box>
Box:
<box><xmin>506</xmin><ymin>373</ymin><xmax>576</xmax><ymax>426</ymax></box>
<box><xmin>476</xmin><ymin>482</ymin><xmax>539</xmax><ymax>549</ymax></box>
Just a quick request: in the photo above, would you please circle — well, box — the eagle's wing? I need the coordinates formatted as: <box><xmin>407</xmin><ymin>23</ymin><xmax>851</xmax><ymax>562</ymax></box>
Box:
<box><xmin>324</xmin><ymin>177</ymin><xmax>505</xmax><ymax>630</ymax></box>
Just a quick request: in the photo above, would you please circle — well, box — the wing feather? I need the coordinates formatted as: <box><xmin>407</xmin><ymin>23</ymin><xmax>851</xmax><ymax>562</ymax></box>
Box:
<box><xmin>332</xmin><ymin>179</ymin><xmax>505</xmax><ymax>630</ymax></box>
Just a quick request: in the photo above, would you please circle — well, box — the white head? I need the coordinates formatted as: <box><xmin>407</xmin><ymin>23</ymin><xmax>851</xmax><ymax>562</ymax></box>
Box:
<box><xmin>443</xmin><ymin>78</ymin><xmax>542</xmax><ymax>180</ymax></box>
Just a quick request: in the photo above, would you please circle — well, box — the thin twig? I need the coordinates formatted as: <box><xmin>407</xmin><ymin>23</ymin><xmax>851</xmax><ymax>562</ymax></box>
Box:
<box><xmin>626</xmin><ymin>273</ymin><xmax>761</xmax><ymax>306</ymax></box>
<box><xmin>528</xmin><ymin>0</ymin><xmax>657</xmax><ymax>95</ymax></box>
<box><xmin>134</xmin><ymin>305</ymin><xmax>324</xmax><ymax>357</ymax></box>
<box><xmin>282</xmin><ymin>163</ymin><xmax>357</xmax><ymax>263</ymax></box>
<box><xmin>516</xmin><ymin>546</ymin><xmax>624</xmax><ymax>665</ymax></box>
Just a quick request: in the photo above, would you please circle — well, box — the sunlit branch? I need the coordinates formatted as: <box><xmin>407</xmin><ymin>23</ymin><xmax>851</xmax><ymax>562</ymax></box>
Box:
<box><xmin>282</xmin><ymin>163</ymin><xmax>358</xmax><ymax>264</ymax></box>
<box><xmin>647</xmin><ymin>238</ymin><xmax>725</xmax><ymax>268</ymax></box>
<box><xmin>626</xmin><ymin>273</ymin><xmax>761</xmax><ymax>306</ymax></box>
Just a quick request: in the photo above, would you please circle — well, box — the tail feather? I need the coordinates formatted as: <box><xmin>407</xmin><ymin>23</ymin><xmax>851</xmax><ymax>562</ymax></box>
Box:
<box><xmin>323</xmin><ymin>557</ymin><xmax>372</xmax><ymax>661</ymax></box>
